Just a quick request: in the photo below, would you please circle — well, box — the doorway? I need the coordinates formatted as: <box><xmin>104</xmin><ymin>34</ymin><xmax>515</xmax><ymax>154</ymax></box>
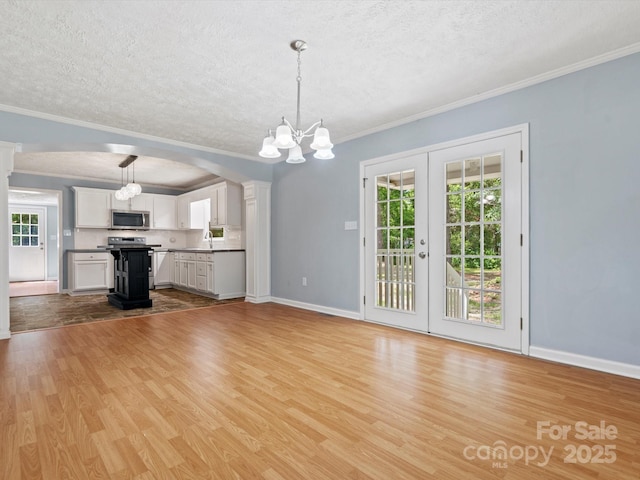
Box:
<box><xmin>362</xmin><ymin>127</ymin><xmax>528</xmax><ymax>352</ymax></box>
<box><xmin>8</xmin><ymin>188</ymin><xmax>61</xmax><ymax>297</ymax></box>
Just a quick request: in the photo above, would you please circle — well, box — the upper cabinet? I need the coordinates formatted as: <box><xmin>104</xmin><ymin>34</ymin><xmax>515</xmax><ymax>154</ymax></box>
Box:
<box><xmin>210</xmin><ymin>182</ymin><xmax>242</xmax><ymax>226</ymax></box>
<box><xmin>177</xmin><ymin>181</ymin><xmax>242</xmax><ymax>229</ymax></box>
<box><xmin>112</xmin><ymin>192</ymin><xmax>154</xmax><ymax>213</ymax></box>
<box><xmin>153</xmin><ymin>195</ymin><xmax>177</xmax><ymax>230</ymax></box>
<box><xmin>73</xmin><ymin>181</ymin><xmax>242</xmax><ymax>231</ymax></box>
<box><xmin>73</xmin><ymin>187</ymin><xmax>111</xmax><ymax>228</ymax></box>
<box><xmin>177</xmin><ymin>192</ymin><xmax>193</xmax><ymax>230</ymax></box>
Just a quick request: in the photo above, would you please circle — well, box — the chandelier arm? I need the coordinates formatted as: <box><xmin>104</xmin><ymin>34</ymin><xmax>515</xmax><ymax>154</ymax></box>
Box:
<box><xmin>300</xmin><ymin>120</ymin><xmax>323</xmax><ymax>137</ymax></box>
<box><xmin>282</xmin><ymin>117</ymin><xmax>296</xmax><ymax>133</ymax></box>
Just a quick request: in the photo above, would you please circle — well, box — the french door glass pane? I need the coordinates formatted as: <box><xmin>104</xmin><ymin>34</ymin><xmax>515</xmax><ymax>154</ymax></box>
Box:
<box><xmin>375</xmin><ymin>170</ymin><xmax>415</xmax><ymax>311</ymax></box>
<box><xmin>444</xmin><ymin>153</ymin><xmax>503</xmax><ymax>327</ymax></box>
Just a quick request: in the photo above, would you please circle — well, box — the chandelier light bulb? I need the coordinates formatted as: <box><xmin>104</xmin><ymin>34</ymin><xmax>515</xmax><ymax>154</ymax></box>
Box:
<box><xmin>313</xmin><ymin>148</ymin><xmax>335</xmax><ymax>160</ymax></box>
<box><xmin>310</xmin><ymin>126</ymin><xmax>333</xmax><ymax>150</ymax></box>
<box><xmin>259</xmin><ymin>132</ymin><xmax>282</xmax><ymax>158</ymax></box>
<box><xmin>286</xmin><ymin>144</ymin><xmax>305</xmax><ymax>164</ymax></box>
<box><xmin>273</xmin><ymin>124</ymin><xmax>296</xmax><ymax>149</ymax></box>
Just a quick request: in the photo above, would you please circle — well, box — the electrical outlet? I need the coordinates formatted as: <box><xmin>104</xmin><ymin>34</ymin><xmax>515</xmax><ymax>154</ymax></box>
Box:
<box><xmin>302</xmin><ymin>277</ymin><xmax>307</xmax><ymax>287</ymax></box>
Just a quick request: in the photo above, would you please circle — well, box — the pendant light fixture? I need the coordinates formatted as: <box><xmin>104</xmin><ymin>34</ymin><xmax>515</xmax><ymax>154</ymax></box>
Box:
<box><xmin>259</xmin><ymin>40</ymin><xmax>334</xmax><ymax>163</ymax></box>
<box><xmin>114</xmin><ymin>155</ymin><xmax>141</xmax><ymax>200</ymax></box>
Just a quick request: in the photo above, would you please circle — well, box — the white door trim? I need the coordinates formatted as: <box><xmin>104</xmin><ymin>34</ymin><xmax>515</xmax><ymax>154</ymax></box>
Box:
<box><xmin>359</xmin><ymin>124</ymin><xmax>529</xmax><ymax>353</ymax></box>
<box><xmin>0</xmin><ymin>141</ymin><xmax>16</xmax><ymax>340</ymax></box>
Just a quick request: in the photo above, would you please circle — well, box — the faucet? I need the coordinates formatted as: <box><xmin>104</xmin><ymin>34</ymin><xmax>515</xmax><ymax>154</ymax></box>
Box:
<box><xmin>204</xmin><ymin>229</ymin><xmax>213</xmax><ymax>248</ymax></box>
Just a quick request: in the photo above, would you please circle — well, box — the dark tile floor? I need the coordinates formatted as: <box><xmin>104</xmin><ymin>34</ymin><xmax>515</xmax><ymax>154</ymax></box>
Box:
<box><xmin>10</xmin><ymin>288</ymin><xmax>244</xmax><ymax>333</ymax></box>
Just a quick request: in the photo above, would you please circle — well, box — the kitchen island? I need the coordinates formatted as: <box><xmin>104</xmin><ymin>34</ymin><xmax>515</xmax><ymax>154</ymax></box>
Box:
<box><xmin>107</xmin><ymin>246</ymin><xmax>158</xmax><ymax>310</ymax></box>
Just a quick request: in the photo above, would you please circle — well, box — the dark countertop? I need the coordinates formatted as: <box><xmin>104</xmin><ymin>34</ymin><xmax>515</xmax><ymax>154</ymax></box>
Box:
<box><xmin>169</xmin><ymin>248</ymin><xmax>245</xmax><ymax>253</ymax></box>
<box><xmin>66</xmin><ymin>249</ymin><xmax>109</xmax><ymax>253</ymax></box>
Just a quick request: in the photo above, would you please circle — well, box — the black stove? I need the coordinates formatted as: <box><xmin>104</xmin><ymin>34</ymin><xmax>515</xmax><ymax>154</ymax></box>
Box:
<box><xmin>107</xmin><ymin>236</ymin><xmax>149</xmax><ymax>248</ymax></box>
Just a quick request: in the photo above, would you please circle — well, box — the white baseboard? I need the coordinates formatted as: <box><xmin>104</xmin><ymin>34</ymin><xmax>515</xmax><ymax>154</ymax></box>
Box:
<box><xmin>0</xmin><ymin>330</ymin><xmax>10</xmax><ymax>340</ymax></box>
<box><xmin>270</xmin><ymin>297</ymin><xmax>361</xmax><ymax>320</ymax></box>
<box><xmin>529</xmin><ymin>346</ymin><xmax>640</xmax><ymax>380</ymax></box>
<box><xmin>244</xmin><ymin>295</ymin><xmax>273</xmax><ymax>304</ymax></box>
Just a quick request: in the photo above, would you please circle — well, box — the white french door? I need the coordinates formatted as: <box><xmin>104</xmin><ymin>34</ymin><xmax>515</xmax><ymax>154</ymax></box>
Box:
<box><xmin>8</xmin><ymin>206</ymin><xmax>46</xmax><ymax>282</ymax></box>
<box><xmin>364</xmin><ymin>154</ymin><xmax>428</xmax><ymax>331</ymax></box>
<box><xmin>428</xmin><ymin>133</ymin><xmax>522</xmax><ymax>351</ymax></box>
<box><xmin>363</xmin><ymin>130</ymin><xmax>525</xmax><ymax>352</ymax></box>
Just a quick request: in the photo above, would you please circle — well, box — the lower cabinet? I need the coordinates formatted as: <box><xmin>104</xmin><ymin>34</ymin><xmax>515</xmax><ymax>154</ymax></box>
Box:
<box><xmin>196</xmin><ymin>254</ymin><xmax>208</xmax><ymax>291</ymax></box>
<box><xmin>68</xmin><ymin>251</ymin><xmax>113</xmax><ymax>294</ymax></box>
<box><xmin>174</xmin><ymin>252</ymin><xmax>197</xmax><ymax>289</ymax></box>
<box><xmin>172</xmin><ymin>251</ymin><xmax>245</xmax><ymax>299</ymax></box>
<box><xmin>154</xmin><ymin>251</ymin><xmax>174</xmax><ymax>288</ymax></box>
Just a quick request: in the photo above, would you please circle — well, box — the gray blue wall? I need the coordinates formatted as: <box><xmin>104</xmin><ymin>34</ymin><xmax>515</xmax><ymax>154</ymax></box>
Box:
<box><xmin>272</xmin><ymin>52</ymin><xmax>640</xmax><ymax>366</ymax></box>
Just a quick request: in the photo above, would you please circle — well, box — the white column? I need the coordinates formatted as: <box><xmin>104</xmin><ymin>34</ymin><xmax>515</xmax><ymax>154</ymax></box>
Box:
<box><xmin>0</xmin><ymin>142</ymin><xmax>15</xmax><ymax>339</ymax></box>
<box><xmin>242</xmin><ymin>181</ymin><xmax>271</xmax><ymax>303</ymax></box>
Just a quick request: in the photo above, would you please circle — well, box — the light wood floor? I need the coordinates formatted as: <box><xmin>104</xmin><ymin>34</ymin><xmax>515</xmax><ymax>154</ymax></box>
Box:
<box><xmin>1</xmin><ymin>303</ymin><xmax>638</xmax><ymax>479</ymax></box>
<box><xmin>9</xmin><ymin>281</ymin><xmax>59</xmax><ymax>298</ymax></box>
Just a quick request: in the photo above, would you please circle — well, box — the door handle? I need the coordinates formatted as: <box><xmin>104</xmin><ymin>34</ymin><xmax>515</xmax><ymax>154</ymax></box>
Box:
<box><xmin>418</xmin><ymin>252</ymin><xmax>427</xmax><ymax>259</ymax></box>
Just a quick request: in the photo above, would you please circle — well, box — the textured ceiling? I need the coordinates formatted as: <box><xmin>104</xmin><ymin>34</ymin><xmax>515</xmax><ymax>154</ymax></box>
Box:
<box><xmin>2</xmin><ymin>0</ymin><xmax>640</xmax><ymax>176</ymax></box>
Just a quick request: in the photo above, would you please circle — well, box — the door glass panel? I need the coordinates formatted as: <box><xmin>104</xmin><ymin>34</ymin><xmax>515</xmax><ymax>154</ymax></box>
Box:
<box><xmin>10</xmin><ymin>210</ymin><xmax>39</xmax><ymax>248</ymax></box>
<box><xmin>446</xmin><ymin>162</ymin><xmax>462</xmax><ymax>191</ymax></box>
<box><xmin>446</xmin><ymin>226</ymin><xmax>462</xmax><ymax>256</ymax></box>
<box><xmin>375</xmin><ymin>170</ymin><xmax>415</xmax><ymax>311</ymax></box>
<box><xmin>443</xmin><ymin>154</ymin><xmax>504</xmax><ymax>327</ymax></box>
<box><xmin>464</xmin><ymin>191</ymin><xmax>481</xmax><ymax>222</ymax></box>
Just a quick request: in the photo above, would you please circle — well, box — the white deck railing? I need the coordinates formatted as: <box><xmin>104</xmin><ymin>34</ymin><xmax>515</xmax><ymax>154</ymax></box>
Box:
<box><xmin>375</xmin><ymin>249</ymin><xmax>467</xmax><ymax>317</ymax></box>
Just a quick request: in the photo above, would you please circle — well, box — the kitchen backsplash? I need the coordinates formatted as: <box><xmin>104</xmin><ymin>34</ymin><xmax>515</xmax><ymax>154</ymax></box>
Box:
<box><xmin>74</xmin><ymin>226</ymin><xmax>243</xmax><ymax>250</ymax></box>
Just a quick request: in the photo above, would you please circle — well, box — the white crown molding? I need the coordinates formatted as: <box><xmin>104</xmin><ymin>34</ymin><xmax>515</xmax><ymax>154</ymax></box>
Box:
<box><xmin>335</xmin><ymin>43</ymin><xmax>640</xmax><ymax>145</ymax></box>
<box><xmin>0</xmin><ymin>103</ymin><xmax>261</xmax><ymax>163</ymax></box>
<box><xmin>530</xmin><ymin>346</ymin><xmax>640</xmax><ymax>380</ymax></box>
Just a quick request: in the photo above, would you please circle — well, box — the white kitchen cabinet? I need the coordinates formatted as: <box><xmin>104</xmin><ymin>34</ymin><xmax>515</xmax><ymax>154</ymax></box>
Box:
<box><xmin>196</xmin><ymin>254</ymin><xmax>207</xmax><ymax>291</ymax></box>
<box><xmin>177</xmin><ymin>193</ymin><xmax>192</xmax><ymax>229</ymax></box>
<box><xmin>207</xmin><ymin>251</ymin><xmax>245</xmax><ymax>299</ymax></box>
<box><xmin>206</xmin><ymin>260</ymin><xmax>214</xmax><ymax>293</ymax></box>
<box><xmin>68</xmin><ymin>251</ymin><xmax>113</xmax><ymax>294</ymax></box>
<box><xmin>210</xmin><ymin>182</ymin><xmax>242</xmax><ymax>226</ymax></box>
<box><xmin>73</xmin><ymin>187</ymin><xmax>111</xmax><ymax>228</ymax></box>
<box><xmin>170</xmin><ymin>250</ymin><xmax>244</xmax><ymax>299</ymax></box>
<box><xmin>153</xmin><ymin>195</ymin><xmax>177</xmax><ymax>230</ymax></box>
<box><xmin>130</xmin><ymin>193</ymin><xmax>154</xmax><ymax>213</ymax></box>
<box><xmin>175</xmin><ymin>252</ymin><xmax>197</xmax><ymax>288</ymax></box>
<box><xmin>154</xmin><ymin>251</ymin><xmax>174</xmax><ymax>287</ymax></box>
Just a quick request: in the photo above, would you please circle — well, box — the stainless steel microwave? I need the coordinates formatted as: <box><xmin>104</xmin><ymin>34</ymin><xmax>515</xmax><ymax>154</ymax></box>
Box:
<box><xmin>110</xmin><ymin>210</ymin><xmax>150</xmax><ymax>230</ymax></box>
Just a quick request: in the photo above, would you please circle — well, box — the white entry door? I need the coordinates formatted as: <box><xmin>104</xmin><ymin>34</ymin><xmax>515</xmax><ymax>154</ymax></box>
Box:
<box><xmin>364</xmin><ymin>154</ymin><xmax>428</xmax><ymax>331</ymax></box>
<box><xmin>9</xmin><ymin>206</ymin><xmax>46</xmax><ymax>281</ymax></box>
<box><xmin>428</xmin><ymin>133</ymin><xmax>523</xmax><ymax>351</ymax></box>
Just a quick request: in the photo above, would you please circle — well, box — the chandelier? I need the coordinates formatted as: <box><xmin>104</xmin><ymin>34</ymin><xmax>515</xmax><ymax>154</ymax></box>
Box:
<box><xmin>259</xmin><ymin>40</ymin><xmax>334</xmax><ymax>163</ymax></box>
<box><xmin>114</xmin><ymin>155</ymin><xmax>142</xmax><ymax>200</ymax></box>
